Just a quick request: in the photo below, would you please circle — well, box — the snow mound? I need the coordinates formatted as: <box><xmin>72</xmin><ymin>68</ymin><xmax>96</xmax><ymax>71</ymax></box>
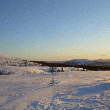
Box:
<box><xmin>0</xmin><ymin>66</ymin><xmax>47</xmax><ymax>75</ymax></box>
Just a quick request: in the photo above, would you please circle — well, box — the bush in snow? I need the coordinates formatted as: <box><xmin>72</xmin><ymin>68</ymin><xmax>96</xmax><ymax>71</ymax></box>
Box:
<box><xmin>61</xmin><ymin>67</ymin><xmax>64</xmax><ymax>72</ymax></box>
<box><xmin>57</xmin><ymin>69</ymin><xmax>60</xmax><ymax>72</ymax></box>
<box><xmin>50</xmin><ymin>78</ymin><xmax>55</xmax><ymax>85</ymax></box>
<box><xmin>48</xmin><ymin>67</ymin><xmax>56</xmax><ymax>73</ymax></box>
<box><xmin>0</xmin><ymin>70</ymin><xmax>14</xmax><ymax>75</ymax></box>
<box><xmin>26</xmin><ymin>71</ymin><xmax>31</xmax><ymax>74</ymax></box>
<box><xmin>0</xmin><ymin>71</ymin><xmax>4</xmax><ymax>75</ymax></box>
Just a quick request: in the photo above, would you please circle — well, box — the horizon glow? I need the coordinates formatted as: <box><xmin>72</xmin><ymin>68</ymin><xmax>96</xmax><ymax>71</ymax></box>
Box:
<box><xmin>0</xmin><ymin>0</ymin><xmax>110</xmax><ymax>61</ymax></box>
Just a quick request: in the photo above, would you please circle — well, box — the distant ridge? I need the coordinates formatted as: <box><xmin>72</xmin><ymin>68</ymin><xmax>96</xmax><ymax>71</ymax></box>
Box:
<box><xmin>64</xmin><ymin>59</ymin><xmax>110</xmax><ymax>66</ymax></box>
<box><xmin>94</xmin><ymin>59</ymin><xmax>110</xmax><ymax>63</ymax></box>
<box><xmin>64</xmin><ymin>59</ymin><xmax>94</xmax><ymax>66</ymax></box>
<box><xmin>46</xmin><ymin>61</ymin><xmax>67</xmax><ymax>63</ymax></box>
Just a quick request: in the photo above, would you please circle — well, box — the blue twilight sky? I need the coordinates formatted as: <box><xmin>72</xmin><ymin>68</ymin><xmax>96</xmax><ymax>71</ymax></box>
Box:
<box><xmin>0</xmin><ymin>0</ymin><xmax>110</xmax><ymax>61</ymax></box>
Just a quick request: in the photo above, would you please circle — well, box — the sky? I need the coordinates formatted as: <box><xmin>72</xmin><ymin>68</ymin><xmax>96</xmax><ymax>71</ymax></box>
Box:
<box><xmin>0</xmin><ymin>0</ymin><xmax>110</xmax><ymax>61</ymax></box>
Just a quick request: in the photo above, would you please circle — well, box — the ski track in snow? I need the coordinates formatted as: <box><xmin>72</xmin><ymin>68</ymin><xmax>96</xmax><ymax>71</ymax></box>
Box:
<box><xmin>0</xmin><ymin>66</ymin><xmax>110</xmax><ymax>110</ymax></box>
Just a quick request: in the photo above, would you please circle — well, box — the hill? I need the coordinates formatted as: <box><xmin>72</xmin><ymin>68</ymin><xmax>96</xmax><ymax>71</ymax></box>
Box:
<box><xmin>64</xmin><ymin>59</ymin><xmax>110</xmax><ymax>66</ymax></box>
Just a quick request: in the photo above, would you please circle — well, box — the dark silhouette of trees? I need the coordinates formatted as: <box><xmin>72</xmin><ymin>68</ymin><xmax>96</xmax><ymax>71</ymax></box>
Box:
<box><xmin>29</xmin><ymin>61</ymin><xmax>110</xmax><ymax>71</ymax></box>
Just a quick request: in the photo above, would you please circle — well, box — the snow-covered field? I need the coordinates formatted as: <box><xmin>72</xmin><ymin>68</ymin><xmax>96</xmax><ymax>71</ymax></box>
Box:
<box><xmin>0</xmin><ymin>66</ymin><xmax>110</xmax><ymax>110</ymax></box>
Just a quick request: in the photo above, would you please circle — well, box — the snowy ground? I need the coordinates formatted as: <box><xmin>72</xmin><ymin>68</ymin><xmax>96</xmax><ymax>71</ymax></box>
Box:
<box><xmin>0</xmin><ymin>66</ymin><xmax>110</xmax><ymax>110</ymax></box>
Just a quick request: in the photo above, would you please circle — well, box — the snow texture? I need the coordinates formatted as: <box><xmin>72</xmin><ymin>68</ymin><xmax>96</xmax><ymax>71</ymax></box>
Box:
<box><xmin>0</xmin><ymin>65</ymin><xmax>110</xmax><ymax>110</ymax></box>
<box><xmin>0</xmin><ymin>54</ymin><xmax>110</xmax><ymax>110</ymax></box>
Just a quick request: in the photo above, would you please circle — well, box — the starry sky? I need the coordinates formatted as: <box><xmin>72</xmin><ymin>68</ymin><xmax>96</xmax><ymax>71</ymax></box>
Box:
<box><xmin>0</xmin><ymin>0</ymin><xmax>110</xmax><ymax>61</ymax></box>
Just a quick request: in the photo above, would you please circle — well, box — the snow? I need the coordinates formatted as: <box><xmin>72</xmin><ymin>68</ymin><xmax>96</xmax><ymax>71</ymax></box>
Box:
<box><xmin>0</xmin><ymin>53</ymin><xmax>37</xmax><ymax>67</ymax></box>
<box><xmin>0</xmin><ymin>54</ymin><xmax>110</xmax><ymax>109</ymax></box>
<box><xmin>0</xmin><ymin>65</ymin><xmax>110</xmax><ymax>110</ymax></box>
<box><xmin>0</xmin><ymin>66</ymin><xmax>48</xmax><ymax>75</ymax></box>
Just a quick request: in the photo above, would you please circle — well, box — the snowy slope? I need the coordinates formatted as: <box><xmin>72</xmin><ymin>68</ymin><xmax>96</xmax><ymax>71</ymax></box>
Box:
<box><xmin>0</xmin><ymin>53</ymin><xmax>37</xmax><ymax>67</ymax></box>
<box><xmin>0</xmin><ymin>69</ymin><xmax>110</xmax><ymax>110</ymax></box>
<box><xmin>0</xmin><ymin>66</ymin><xmax>75</xmax><ymax>75</ymax></box>
<box><xmin>0</xmin><ymin>66</ymin><xmax>48</xmax><ymax>75</ymax></box>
